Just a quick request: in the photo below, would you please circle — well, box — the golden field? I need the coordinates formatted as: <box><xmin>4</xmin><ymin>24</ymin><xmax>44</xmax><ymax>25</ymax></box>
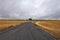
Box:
<box><xmin>0</xmin><ymin>20</ymin><xmax>60</xmax><ymax>40</ymax></box>
<box><xmin>35</xmin><ymin>20</ymin><xmax>60</xmax><ymax>40</ymax></box>
<box><xmin>0</xmin><ymin>20</ymin><xmax>27</xmax><ymax>31</ymax></box>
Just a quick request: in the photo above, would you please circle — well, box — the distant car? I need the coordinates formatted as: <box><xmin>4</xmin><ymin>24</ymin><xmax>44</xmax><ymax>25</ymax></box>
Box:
<box><xmin>29</xmin><ymin>18</ymin><xmax>32</xmax><ymax>20</ymax></box>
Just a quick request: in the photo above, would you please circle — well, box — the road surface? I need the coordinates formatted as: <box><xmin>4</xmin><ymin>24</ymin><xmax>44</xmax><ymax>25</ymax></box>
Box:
<box><xmin>0</xmin><ymin>22</ymin><xmax>55</xmax><ymax>40</ymax></box>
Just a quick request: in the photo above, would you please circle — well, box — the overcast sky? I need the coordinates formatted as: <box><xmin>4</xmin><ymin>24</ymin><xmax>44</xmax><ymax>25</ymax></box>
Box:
<box><xmin>0</xmin><ymin>0</ymin><xmax>60</xmax><ymax>20</ymax></box>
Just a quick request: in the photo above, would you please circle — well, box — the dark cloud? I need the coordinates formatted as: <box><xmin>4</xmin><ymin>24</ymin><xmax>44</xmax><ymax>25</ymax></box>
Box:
<box><xmin>0</xmin><ymin>0</ymin><xmax>60</xmax><ymax>20</ymax></box>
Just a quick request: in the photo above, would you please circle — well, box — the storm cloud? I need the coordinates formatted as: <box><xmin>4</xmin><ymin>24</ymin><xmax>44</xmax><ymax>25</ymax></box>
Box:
<box><xmin>0</xmin><ymin>0</ymin><xmax>60</xmax><ymax>20</ymax></box>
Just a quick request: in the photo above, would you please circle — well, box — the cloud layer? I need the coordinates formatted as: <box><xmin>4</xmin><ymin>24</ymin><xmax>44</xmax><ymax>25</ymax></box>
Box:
<box><xmin>0</xmin><ymin>0</ymin><xmax>60</xmax><ymax>20</ymax></box>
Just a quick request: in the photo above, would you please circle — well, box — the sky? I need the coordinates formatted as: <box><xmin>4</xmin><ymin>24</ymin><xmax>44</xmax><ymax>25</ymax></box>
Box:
<box><xmin>0</xmin><ymin>0</ymin><xmax>60</xmax><ymax>20</ymax></box>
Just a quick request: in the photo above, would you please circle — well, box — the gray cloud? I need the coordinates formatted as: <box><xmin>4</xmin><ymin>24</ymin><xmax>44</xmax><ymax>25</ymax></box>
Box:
<box><xmin>0</xmin><ymin>0</ymin><xmax>60</xmax><ymax>20</ymax></box>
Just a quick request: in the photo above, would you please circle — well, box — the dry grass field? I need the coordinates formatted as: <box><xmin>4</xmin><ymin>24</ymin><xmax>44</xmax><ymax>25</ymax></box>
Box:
<box><xmin>35</xmin><ymin>20</ymin><xmax>60</xmax><ymax>40</ymax></box>
<box><xmin>0</xmin><ymin>20</ymin><xmax>27</xmax><ymax>31</ymax></box>
<box><xmin>0</xmin><ymin>20</ymin><xmax>60</xmax><ymax>40</ymax></box>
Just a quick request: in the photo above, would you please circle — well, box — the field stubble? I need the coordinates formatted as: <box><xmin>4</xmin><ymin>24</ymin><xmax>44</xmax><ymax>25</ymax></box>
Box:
<box><xmin>34</xmin><ymin>21</ymin><xmax>60</xmax><ymax>40</ymax></box>
<box><xmin>0</xmin><ymin>20</ymin><xmax>60</xmax><ymax>40</ymax></box>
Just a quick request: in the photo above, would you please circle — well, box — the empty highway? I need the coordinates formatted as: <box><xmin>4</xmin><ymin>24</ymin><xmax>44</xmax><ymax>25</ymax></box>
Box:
<box><xmin>0</xmin><ymin>22</ymin><xmax>55</xmax><ymax>40</ymax></box>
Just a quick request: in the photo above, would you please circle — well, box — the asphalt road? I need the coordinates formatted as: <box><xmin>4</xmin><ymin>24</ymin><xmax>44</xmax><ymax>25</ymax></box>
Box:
<box><xmin>0</xmin><ymin>22</ymin><xmax>55</xmax><ymax>40</ymax></box>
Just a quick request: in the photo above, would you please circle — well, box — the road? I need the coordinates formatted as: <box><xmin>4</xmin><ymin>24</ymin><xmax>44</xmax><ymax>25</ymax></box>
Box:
<box><xmin>0</xmin><ymin>22</ymin><xmax>55</xmax><ymax>40</ymax></box>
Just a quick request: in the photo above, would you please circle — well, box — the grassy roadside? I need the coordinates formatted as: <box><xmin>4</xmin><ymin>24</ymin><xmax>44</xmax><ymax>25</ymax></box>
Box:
<box><xmin>0</xmin><ymin>20</ymin><xmax>60</xmax><ymax>40</ymax></box>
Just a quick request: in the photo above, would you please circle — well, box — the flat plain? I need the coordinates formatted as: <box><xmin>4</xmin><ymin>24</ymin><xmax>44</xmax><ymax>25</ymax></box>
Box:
<box><xmin>35</xmin><ymin>20</ymin><xmax>60</xmax><ymax>39</ymax></box>
<box><xmin>0</xmin><ymin>20</ymin><xmax>60</xmax><ymax>39</ymax></box>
